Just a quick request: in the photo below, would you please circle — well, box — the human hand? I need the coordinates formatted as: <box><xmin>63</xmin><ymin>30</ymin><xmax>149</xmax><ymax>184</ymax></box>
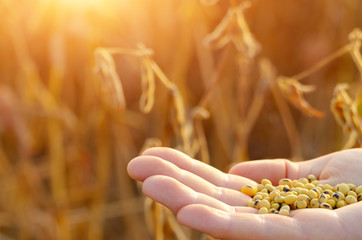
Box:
<box><xmin>127</xmin><ymin>147</ymin><xmax>362</xmax><ymax>240</ymax></box>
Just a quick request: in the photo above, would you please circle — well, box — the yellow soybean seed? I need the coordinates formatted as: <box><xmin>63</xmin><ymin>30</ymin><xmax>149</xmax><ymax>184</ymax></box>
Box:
<box><xmin>261</xmin><ymin>193</ymin><xmax>269</xmax><ymax>199</ymax></box>
<box><xmin>337</xmin><ymin>183</ymin><xmax>350</xmax><ymax>196</ymax></box>
<box><xmin>348</xmin><ymin>191</ymin><xmax>357</xmax><ymax>198</ymax></box>
<box><xmin>323</xmin><ymin>184</ymin><xmax>334</xmax><ymax>191</ymax></box>
<box><xmin>336</xmin><ymin>200</ymin><xmax>347</xmax><ymax>208</ymax></box>
<box><xmin>241</xmin><ymin>185</ymin><xmax>258</xmax><ymax>197</ymax></box>
<box><xmin>345</xmin><ymin>195</ymin><xmax>357</xmax><ymax>204</ymax></box>
<box><xmin>284</xmin><ymin>195</ymin><xmax>298</xmax><ymax>205</ymax></box>
<box><xmin>274</xmin><ymin>196</ymin><xmax>285</xmax><ymax>203</ymax></box>
<box><xmin>261</xmin><ymin>189</ymin><xmax>268</xmax><ymax>194</ymax></box>
<box><xmin>320</xmin><ymin>203</ymin><xmax>332</xmax><ymax>210</ymax></box>
<box><xmin>261</xmin><ymin>179</ymin><xmax>272</xmax><ymax>186</ymax></box>
<box><xmin>279</xmin><ymin>178</ymin><xmax>292</xmax><ymax>187</ymax></box>
<box><xmin>271</xmin><ymin>202</ymin><xmax>280</xmax><ymax>210</ymax></box>
<box><xmin>253</xmin><ymin>195</ymin><xmax>263</xmax><ymax>201</ymax></box>
<box><xmin>254</xmin><ymin>200</ymin><xmax>262</xmax><ymax>209</ymax></box>
<box><xmin>348</xmin><ymin>183</ymin><xmax>356</xmax><ymax>191</ymax></box>
<box><xmin>247</xmin><ymin>200</ymin><xmax>254</xmax><ymax>207</ymax></box>
<box><xmin>269</xmin><ymin>190</ymin><xmax>280</xmax><ymax>201</ymax></box>
<box><xmin>279</xmin><ymin>209</ymin><xmax>289</xmax><ymax>216</ymax></box>
<box><xmin>355</xmin><ymin>185</ymin><xmax>362</xmax><ymax>195</ymax></box>
<box><xmin>269</xmin><ymin>208</ymin><xmax>278</xmax><ymax>214</ymax></box>
<box><xmin>357</xmin><ymin>193</ymin><xmax>362</xmax><ymax>201</ymax></box>
<box><xmin>333</xmin><ymin>191</ymin><xmax>345</xmax><ymax>201</ymax></box>
<box><xmin>311</xmin><ymin>180</ymin><xmax>320</xmax><ymax>186</ymax></box>
<box><xmin>298</xmin><ymin>178</ymin><xmax>308</xmax><ymax>185</ymax></box>
<box><xmin>316</xmin><ymin>187</ymin><xmax>323</xmax><ymax>194</ymax></box>
<box><xmin>258</xmin><ymin>207</ymin><xmax>269</xmax><ymax>214</ymax></box>
<box><xmin>307</xmin><ymin>189</ymin><xmax>318</xmax><ymax>199</ymax></box>
<box><xmin>298</xmin><ymin>194</ymin><xmax>310</xmax><ymax>204</ymax></box>
<box><xmin>300</xmin><ymin>188</ymin><xmax>310</xmax><ymax>195</ymax></box>
<box><xmin>310</xmin><ymin>198</ymin><xmax>320</xmax><ymax>208</ymax></box>
<box><xmin>323</xmin><ymin>189</ymin><xmax>334</xmax><ymax>195</ymax></box>
<box><xmin>304</xmin><ymin>183</ymin><xmax>315</xmax><ymax>190</ymax></box>
<box><xmin>307</xmin><ymin>174</ymin><xmax>317</xmax><ymax>182</ymax></box>
<box><xmin>280</xmin><ymin>204</ymin><xmax>290</xmax><ymax>211</ymax></box>
<box><xmin>327</xmin><ymin>199</ymin><xmax>336</xmax><ymax>208</ymax></box>
<box><xmin>294</xmin><ymin>182</ymin><xmax>304</xmax><ymax>188</ymax></box>
<box><xmin>265</xmin><ymin>184</ymin><xmax>274</xmax><ymax>192</ymax></box>
<box><xmin>319</xmin><ymin>193</ymin><xmax>329</xmax><ymax>203</ymax></box>
<box><xmin>257</xmin><ymin>184</ymin><xmax>265</xmax><ymax>191</ymax></box>
<box><xmin>294</xmin><ymin>199</ymin><xmax>307</xmax><ymax>209</ymax></box>
<box><xmin>260</xmin><ymin>199</ymin><xmax>271</xmax><ymax>209</ymax></box>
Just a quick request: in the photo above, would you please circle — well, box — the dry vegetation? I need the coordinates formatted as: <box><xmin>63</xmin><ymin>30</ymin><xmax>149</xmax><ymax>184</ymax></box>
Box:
<box><xmin>0</xmin><ymin>0</ymin><xmax>361</xmax><ymax>239</ymax></box>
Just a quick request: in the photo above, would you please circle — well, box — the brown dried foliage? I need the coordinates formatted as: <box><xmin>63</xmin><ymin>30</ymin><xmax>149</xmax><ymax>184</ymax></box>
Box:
<box><xmin>0</xmin><ymin>0</ymin><xmax>361</xmax><ymax>239</ymax></box>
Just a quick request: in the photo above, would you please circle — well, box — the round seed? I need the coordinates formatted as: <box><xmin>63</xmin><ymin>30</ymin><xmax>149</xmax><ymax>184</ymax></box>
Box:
<box><xmin>345</xmin><ymin>195</ymin><xmax>357</xmax><ymax>204</ymax></box>
<box><xmin>284</xmin><ymin>195</ymin><xmax>298</xmax><ymax>205</ymax></box>
<box><xmin>294</xmin><ymin>199</ymin><xmax>307</xmax><ymax>209</ymax></box>
<box><xmin>258</xmin><ymin>207</ymin><xmax>269</xmax><ymax>214</ymax></box>
<box><xmin>260</xmin><ymin>199</ymin><xmax>271</xmax><ymax>209</ymax></box>
<box><xmin>319</xmin><ymin>193</ymin><xmax>329</xmax><ymax>203</ymax></box>
<box><xmin>311</xmin><ymin>180</ymin><xmax>320</xmax><ymax>185</ymax></box>
<box><xmin>265</xmin><ymin>184</ymin><xmax>274</xmax><ymax>193</ymax></box>
<box><xmin>261</xmin><ymin>193</ymin><xmax>269</xmax><ymax>199</ymax></box>
<box><xmin>304</xmin><ymin>183</ymin><xmax>315</xmax><ymax>190</ymax></box>
<box><xmin>279</xmin><ymin>209</ymin><xmax>289</xmax><ymax>216</ymax></box>
<box><xmin>271</xmin><ymin>202</ymin><xmax>280</xmax><ymax>210</ymax></box>
<box><xmin>336</xmin><ymin>200</ymin><xmax>347</xmax><ymax>208</ymax></box>
<box><xmin>257</xmin><ymin>184</ymin><xmax>265</xmax><ymax>192</ymax></box>
<box><xmin>327</xmin><ymin>199</ymin><xmax>336</xmax><ymax>208</ymax></box>
<box><xmin>254</xmin><ymin>200</ymin><xmax>262</xmax><ymax>209</ymax></box>
<box><xmin>337</xmin><ymin>183</ymin><xmax>350</xmax><ymax>196</ymax></box>
<box><xmin>261</xmin><ymin>179</ymin><xmax>272</xmax><ymax>186</ymax></box>
<box><xmin>357</xmin><ymin>193</ymin><xmax>362</xmax><ymax>201</ymax></box>
<box><xmin>307</xmin><ymin>189</ymin><xmax>318</xmax><ymax>199</ymax></box>
<box><xmin>307</xmin><ymin>174</ymin><xmax>317</xmax><ymax>182</ymax></box>
<box><xmin>261</xmin><ymin>189</ymin><xmax>268</xmax><ymax>194</ymax></box>
<box><xmin>355</xmin><ymin>185</ymin><xmax>362</xmax><ymax>195</ymax></box>
<box><xmin>253</xmin><ymin>195</ymin><xmax>263</xmax><ymax>201</ymax></box>
<box><xmin>247</xmin><ymin>200</ymin><xmax>254</xmax><ymax>207</ymax></box>
<box><xmin>324</xmin><ymin>189</ymin><xmax>334</xmax><ymax>195</ymax></box>
<box><xmin>310</xmin><ymin>198</ymin><xmax>320</xmax><ymax>208</ymax></box>
<box><xmin>280</xmin><ymin>205</ymin><xmax>290</xmax><ymax>211</ymax></box>
<box><xmin>323</xmin><ymin>184</ymin><xmax>334</xmax><ymax>191</ymax></box>
<box><xmin>298</xmin><ymin>178</ymin><xmax>308</xmax><ymax>185</ymax></box>
<box><xmin>269</xmin><ymin>190</ymin><xmax>280</xmax><ymax>201</ymax></box>
<box><xmin>279</xmin><ymin>178</ymin><xmax>292</xmax><ymax>187</ymax></box>
<box><xmin>348</xmin><ymin>183</ymin><xmax>356</xmax><ymax>191</ymax></box>
<box><xmin>320</xmin><ymin>203</ymin><xmax>332</xmax><ymax>210</ymax></box>
<box><xmin>347</xmin><ymin>191</ymin><xmax>357</xmax><ymax>198</ymax></box>
<box><xmin>269</xmin><ymin>208</ymin><xmax>278</xmax><ymax>214</ymax></box>
<box><xmin>241</xmin><ymin>185</ymin><xmax>258</xmax><ymax>197</ymax></box>
<box><xmin>294</xmin><ymin>182</ymin><xmax>304</xmax><ymax>188</ymax></box>
<box><xmin>298</xmin><ymin>194</ymin><xmax>310</xmax><ymax>204</ymax></box>
<box><xmin>274</xmin><ymin>196</ymin><xmax>285</xmax><ymax>203</ymax></box>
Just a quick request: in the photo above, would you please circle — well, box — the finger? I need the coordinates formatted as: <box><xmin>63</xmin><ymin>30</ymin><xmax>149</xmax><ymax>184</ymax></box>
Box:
<box><xmin>177</xmin><ymin>204</ymin><xmax>301</xmax><ymax>240</ymax></box>
<box><xmin>336</xmin><ymin>201</ymin><xmax>362</xmax><ymax>239</ymax></box>
<box><xmin>142</xmin><ymin>175</ymin><xmax>234</xmax><ymax>213</ymax></box>
<box><xmin>228</xmin><ymin>159</ymin><xmax>300</xmax><ymax>185</ymax></box>
<box><xmin>128</xmin><ymin>156</ymin><xmax>251</xmax><ymax>206</ymax></box>
<box><xmin>142</xmin><ymin>147</ymin><xmax>256</xmax><ymax>190</ymax></box>
<box><xmin>177</xmin><ymin>204</ymin><xmax>345</xmax><ymax>240</ymax></box>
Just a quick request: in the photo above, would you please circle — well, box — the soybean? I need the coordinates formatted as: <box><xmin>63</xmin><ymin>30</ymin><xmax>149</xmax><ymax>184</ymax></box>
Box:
<box><xmin>242</xmin><ymin>175</ymin><xmax>362</xmax><ymax>215</ymax></box>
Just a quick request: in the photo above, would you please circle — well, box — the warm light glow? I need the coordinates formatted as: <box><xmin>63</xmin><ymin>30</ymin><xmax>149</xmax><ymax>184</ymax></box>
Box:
<box><xmin>59</xmin><ymin>0</ymin><xmax>104</xmax><ymax>8</ymax></box>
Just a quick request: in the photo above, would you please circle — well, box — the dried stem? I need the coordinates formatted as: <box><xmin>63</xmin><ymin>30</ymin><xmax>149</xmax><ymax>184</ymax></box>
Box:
<box><xmin>291</xmin><ymin>44</ymin><xmax>352</xmax><ymax>81</ymax></box>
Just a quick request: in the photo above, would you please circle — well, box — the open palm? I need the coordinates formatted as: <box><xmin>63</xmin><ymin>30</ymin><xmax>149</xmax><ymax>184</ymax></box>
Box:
<box><xmin>127</xmin><ymin>147</ymin><xmax>362</xmax><ymax>240</ymax></box>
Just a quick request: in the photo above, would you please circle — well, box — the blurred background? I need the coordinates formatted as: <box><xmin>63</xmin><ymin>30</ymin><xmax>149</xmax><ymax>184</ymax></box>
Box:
<box><xmin>0</xmin><ymin>0</ymin><xmax>361</xmax><ymax>239</ymax></box>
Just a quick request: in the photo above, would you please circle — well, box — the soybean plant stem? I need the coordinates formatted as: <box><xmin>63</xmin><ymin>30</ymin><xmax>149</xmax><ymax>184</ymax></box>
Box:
<box><xmin>292</xmin><ymin>44</ymin><xmax>352</xmax><ymax>81</ymax></box>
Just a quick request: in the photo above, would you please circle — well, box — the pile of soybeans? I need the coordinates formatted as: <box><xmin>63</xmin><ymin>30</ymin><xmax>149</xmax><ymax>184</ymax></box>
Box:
<box><xmin>241</xmin><ymin>175</ymin><xmax>362</xmax><ymax>216</ymax></box>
